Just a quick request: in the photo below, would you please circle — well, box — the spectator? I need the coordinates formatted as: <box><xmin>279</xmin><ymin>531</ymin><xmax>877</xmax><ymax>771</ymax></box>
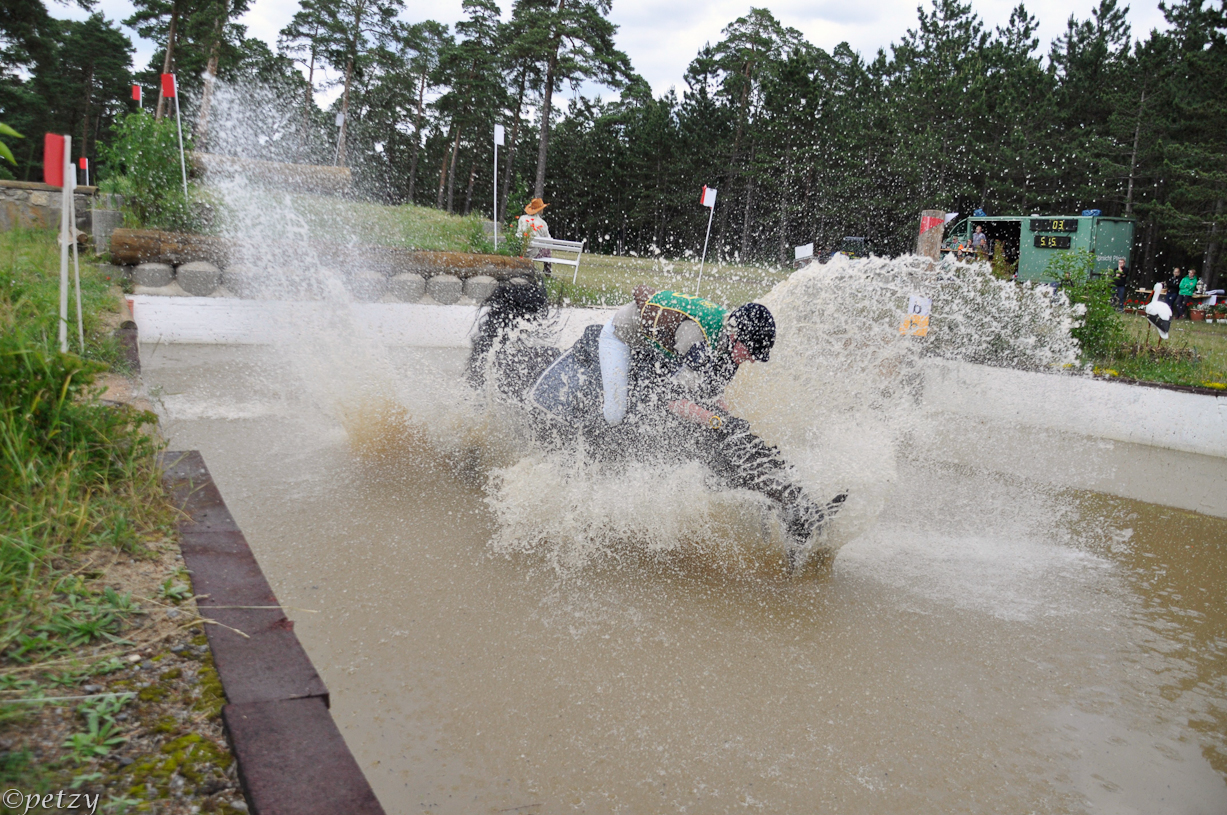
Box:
<box><xmin>1177</xmin><ymin>268</ymin><xmax>1198</xmax><ymax>319</ymax></box>
<box><xmin>970</xmin><ymin>225</ymin><xmax>987</xmax><ymax>256</ymax></box>
<box><xmin>1111</xmin><ymin>258</ymin><xmax>1128</xmax><ymax>312</ymax></box>
<box><xmin>1164</xmin><ymin>267</ymin><xmax>1183</xmax><ymax>310</ymax></box>
<box><xmin>517</xmin><ymin>198</ymin><xmax>552</xmax><ymax>274</ymax></box>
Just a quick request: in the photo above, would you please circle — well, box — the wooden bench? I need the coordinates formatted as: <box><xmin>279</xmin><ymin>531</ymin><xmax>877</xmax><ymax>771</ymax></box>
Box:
<box><xmin>527</xmin><ymin>236</ymin><xmax>586</xmax><ymax>284</ymax></box>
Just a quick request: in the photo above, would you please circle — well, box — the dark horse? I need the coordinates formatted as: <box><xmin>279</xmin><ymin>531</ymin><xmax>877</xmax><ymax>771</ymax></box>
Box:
<box><xmin>466</xmin><ymin>281</ymin><xmax>845</xmax><ymax>570</ymax></box>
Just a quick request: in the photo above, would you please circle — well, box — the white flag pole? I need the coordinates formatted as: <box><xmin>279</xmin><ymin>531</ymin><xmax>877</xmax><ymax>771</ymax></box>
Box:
<box><xmin>333</xmin><ymin>111</ymin><xmax>344</xmax><ymax>166</ymax></box>
<box><xmin>173</xmin><ymin>76</ymin><xmax>188</xmax><ymax>198</ymax></box>
<box><xmin>493</xmin><ymin>143</ymin><xmax>498</xmax><ymax>249</ymax></box>
<box><xmin>697</xmin><ymin>207</ymin><xmax>714</xmax><ymax>295</ymax></box>
<box><xmin>493</xmin><ymin>124</ymin><xmax>505</xmax><ymax>251</ymax></box>
<box><xmin>70</xmin><ymin>169</ymin><xmax>84</xmax><ymax>352</ymax></box>
<box><xmin>697</xmin><ymin>186</ymin><xmax>716</xmax><ymax>296</ymax></box>
<box><xmin>59</xmin><ymin>136</ymin><xmax>72</xmax><ymax>353</ymax></box>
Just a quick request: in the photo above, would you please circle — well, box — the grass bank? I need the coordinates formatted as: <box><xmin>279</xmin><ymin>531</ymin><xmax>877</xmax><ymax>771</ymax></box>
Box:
<box><xmin>545</xmin><ymin>253</ymin><xmax>790</xmax><ymax>307</ymax></box>
<box><xmin>1096</xmin><ymin>313</ymin><xmax>1227</xmax><ymax>390</ymax></box>
<box><xmin>0</xmin><ymin>229</ymin><xmax>245</xmax><ymax>810</ymax></box>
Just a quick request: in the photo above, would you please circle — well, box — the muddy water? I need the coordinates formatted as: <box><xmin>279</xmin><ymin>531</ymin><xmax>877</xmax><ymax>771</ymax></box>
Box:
<box><xmin>145</xmin><ymin>344</ymin><xmax>1227</xmax><ymax>814</ymax></box>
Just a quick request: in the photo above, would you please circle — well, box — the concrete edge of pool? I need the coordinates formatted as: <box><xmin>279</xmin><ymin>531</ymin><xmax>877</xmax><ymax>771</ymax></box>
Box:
<box><xmin>160</xmin><ymin>451</ymin><xmax>386</xmax><ymax>815</ymax></box>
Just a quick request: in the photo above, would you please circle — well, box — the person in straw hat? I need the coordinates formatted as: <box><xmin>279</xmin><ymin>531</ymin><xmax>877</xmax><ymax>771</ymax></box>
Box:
<box><xmin>517</xmin><ymin>198</ymin><xmax>552</xmax><ymax>272</ymax></box>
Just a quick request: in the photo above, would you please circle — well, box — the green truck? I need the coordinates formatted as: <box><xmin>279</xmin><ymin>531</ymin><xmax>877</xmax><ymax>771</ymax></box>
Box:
<box><xmin>941</xmin><ymin>214</ymin><xmax>1136</xmax><ymax>281</ymax></box>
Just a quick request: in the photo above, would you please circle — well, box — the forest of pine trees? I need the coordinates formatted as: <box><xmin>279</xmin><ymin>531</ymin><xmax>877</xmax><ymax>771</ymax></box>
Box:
<box><xmin>1</xmin><ymin>0</ymin><xmax>1224</xmax><ymax>286</ymax></box>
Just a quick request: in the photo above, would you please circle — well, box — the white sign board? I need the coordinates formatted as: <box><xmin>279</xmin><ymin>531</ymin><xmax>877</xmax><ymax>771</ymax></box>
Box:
<box><xmin>794</xmin><ymin>242</ymin><xmax>814</xmax><ymax>260</ymax></box>
<box><xmin>700</xmin><ymin>186</ymin><xmax>717</xmax><ymax>208</ymax></box>
<box><xmin>494</xmin><ymin>124</ymin><xmax>505</xmax><ymax>146</ymax></box>
<box><xmin>908</xmin><ymin>295</ymin><xmax>932</xmax><ymax>316</ymax></box>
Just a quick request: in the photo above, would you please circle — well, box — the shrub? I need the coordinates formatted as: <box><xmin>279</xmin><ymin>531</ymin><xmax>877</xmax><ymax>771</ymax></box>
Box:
<box><xmin>1045</xmin><ymin>249</ymin><xmax>1126</xmax><ymax>360</ymax></box>
<box><xmin>98</xmin><ymin>113</ymin><xmax>195</xmax><ymax>231</ymax></box>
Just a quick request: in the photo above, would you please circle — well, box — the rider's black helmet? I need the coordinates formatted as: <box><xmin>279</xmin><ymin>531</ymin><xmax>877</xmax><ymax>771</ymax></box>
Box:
<box><xmin>727</xmin><ymin>303</ymin><xmax>776</xmax><ymax>362</ymax></box>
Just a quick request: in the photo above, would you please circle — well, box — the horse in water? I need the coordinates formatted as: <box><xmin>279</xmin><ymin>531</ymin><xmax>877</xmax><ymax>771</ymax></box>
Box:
<box><xmin>465</xmin><ymin>281</ymin><xmax>846</xmax><ymax>571</ymax></box>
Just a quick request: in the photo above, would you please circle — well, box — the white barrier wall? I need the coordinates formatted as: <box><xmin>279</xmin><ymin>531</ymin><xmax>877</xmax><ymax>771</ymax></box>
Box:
<box><xmin>921</xmin><ymin>358</ymin><xmax>1227</xmax><ymax>459</ymax></box>
<box><xmin>128</xmin><ymin>296</ymin><xmax>614</xmax><ymax>348</ymax></box>
<box><xmin>130</xmin><ymin>296</ymin><xmax>1226</xmax><ymax>461</ymax></box>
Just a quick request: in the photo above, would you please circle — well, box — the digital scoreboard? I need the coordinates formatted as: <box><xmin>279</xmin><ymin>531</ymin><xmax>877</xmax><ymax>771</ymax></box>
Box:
<box><xmin>1034</xmin><ymin>235</ymin><xmax>1072</xmax><ymax>249</ymax></box>
<box><xmin>1029</xmin><ymin>218</ymin><xmax>1078</xmax><ymax>233</ymax></box>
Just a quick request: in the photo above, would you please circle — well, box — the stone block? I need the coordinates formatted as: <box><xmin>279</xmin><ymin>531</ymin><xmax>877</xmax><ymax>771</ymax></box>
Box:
<box><xmin>176</xmin><ymin>261</ymin><xmax>221</xmax><ymax>296</ymax></box>
<box><xmin>91</xmin><ymin>209</ymin><xmax>124</xmax><ymax>253</ymax></box>
<box><xmin>463</xmin><ymin>275</ymin><xmax>498</xmax><ymax>302</ymax></box>
<box><xmin>28</xmin><ymin>192</ymin><xmax>50</xmax><ymax>207</ymax></box>
<box><xmin>347</xmin><ymin>270</ymin><xmax>387</xmax><ymax>302</ymax></box>
<box><xmin>134</xmin><ymin>262</ymin><xmax>174</xmax><ymax>288</ymax></box>
<box><xmin>427</xmin><ymin>274</ymin><xmax>463</xmax><ymax>304</ymax></box>
<box><xmin>388</xmin><ymin>273</ymin><xmax>426</xmax><ymax>302</ymax></box>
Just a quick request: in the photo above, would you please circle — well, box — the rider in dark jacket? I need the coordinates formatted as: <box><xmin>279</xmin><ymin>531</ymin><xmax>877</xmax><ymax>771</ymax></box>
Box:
<box><xmin>471</xmin><ymin>281</ymin><xmax>845</xmax><ymax>570</ymax></box>
<box><xmin>596</xmin><ymin>286</ymin><xmax>775</xmax><ymax>434</ymax></box>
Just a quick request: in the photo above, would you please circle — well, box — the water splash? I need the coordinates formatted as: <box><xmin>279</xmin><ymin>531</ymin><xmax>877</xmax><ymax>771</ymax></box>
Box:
<box><xmin>192</xmin><ymin>79</ymin><xmax>1085</xmax><ymax>577</ymax></box>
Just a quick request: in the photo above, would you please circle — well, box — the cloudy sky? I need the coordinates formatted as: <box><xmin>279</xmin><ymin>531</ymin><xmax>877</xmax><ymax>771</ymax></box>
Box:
<box><xmin>63</xmin><ymin>0</ymin><xmax>1171</xmax><ymax>102</ymax></box>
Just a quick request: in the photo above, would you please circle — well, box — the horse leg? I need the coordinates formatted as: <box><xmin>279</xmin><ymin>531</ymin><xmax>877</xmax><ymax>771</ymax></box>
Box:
<box><xmin>701</xmin><ymin>430</ymin><xmax>847</xmax><ymax>571</ymax></box>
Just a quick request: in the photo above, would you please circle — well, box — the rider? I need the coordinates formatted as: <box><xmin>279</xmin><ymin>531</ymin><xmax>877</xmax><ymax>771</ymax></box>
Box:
<box><xmin>598</xmin><ymin>285</ymin><xmax>775</xmax><ymax>432</ymax></box>
<box><xmin>492</xmin><ymin>282</ymin><xmax>842</xmax><ymax>567</ymax></box>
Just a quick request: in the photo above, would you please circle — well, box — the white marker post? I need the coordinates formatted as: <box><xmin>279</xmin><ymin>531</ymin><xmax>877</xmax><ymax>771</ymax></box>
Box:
<box><xmin>697</xmin><ymin>185</ymin><xmax>717</xmax><ymax>295</ymax></box>
<box><xmin>333</xmin><ymin>111</ymin><xmax>345</xmax><ymax>165</ymax></box>
<box><xmin>494</xmin><ymin>124</ymin><xmax>505</xmax><ymax>250</ymax></box>
<box><xmin>70</xmin><ymin>157</ymin><xmax>84</xmax><ymax>351</ymax></box>
<box><xmin>162</xmin><ymin>74</ymin><xmax>188</xmax><ymax>197</ymax></box>
<box><xmin>58</xmin><ymin>135</ymin><xmax>72</xmax><ymax>353</ymax></box>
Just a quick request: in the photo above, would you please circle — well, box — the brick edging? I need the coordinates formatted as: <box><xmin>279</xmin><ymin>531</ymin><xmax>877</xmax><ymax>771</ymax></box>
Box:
<box><xmin>160</xmin><ymin>451</ymin><xmax>385</xmax><ymax>815</ymax></box>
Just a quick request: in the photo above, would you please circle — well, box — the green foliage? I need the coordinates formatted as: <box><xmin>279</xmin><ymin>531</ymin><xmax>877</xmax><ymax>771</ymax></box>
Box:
<box><xmin>159</xmin><ymin>577</ymin><xmax>192</xmax><ymax>603</ymax></box>
<box><xmin>990</xmin><ymin>241</ymin><xmax>1016</xmax><ymax>280</ymax></box>
<box><xmin>1045</xmin><ymin>248</ymin><xmax>1127</xmax><ymax>360</ymax></box>
<box><xmin>0</xmin><ymin>122</ymin><xmax>23</xmax><ymax>166</ymax></box>
<box><xmin>98</xmin><ymin>113</ymin><xmax>195</xmax><ymax>230</ymax></box>
<box><xmin>0</xmin><ymin>229</ymin><xmax>172</xmax><ymax>667</ymax></box>
<box><xmin>63</xmin><ymin>693</ymin><xmax>134</xmax><ymax>763</ymax></box>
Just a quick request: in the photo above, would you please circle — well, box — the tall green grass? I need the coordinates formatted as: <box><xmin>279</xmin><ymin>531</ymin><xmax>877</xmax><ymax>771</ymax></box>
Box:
<box><xmin>0</xmin><ymin>229</ymin><xmax>171</xmax><ymax>668</ymax></box>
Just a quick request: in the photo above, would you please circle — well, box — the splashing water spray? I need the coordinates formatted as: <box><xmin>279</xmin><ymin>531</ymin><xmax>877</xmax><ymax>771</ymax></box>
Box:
<box><xmin>194</xmin><ymin>80</ymin><xmax>1086</xmax><ymax>578</ymax></box>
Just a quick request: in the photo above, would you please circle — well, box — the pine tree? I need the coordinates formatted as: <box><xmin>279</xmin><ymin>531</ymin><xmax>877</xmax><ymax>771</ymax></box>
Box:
<box><xmin>313</xmin><ymin>0</ymin><xmax>404</xmax><ymax>166</ymax></box>
<box><xmin>510</xmin><ymin>0</ymin><xmax>630</xmax><ymax>198</ymax></box>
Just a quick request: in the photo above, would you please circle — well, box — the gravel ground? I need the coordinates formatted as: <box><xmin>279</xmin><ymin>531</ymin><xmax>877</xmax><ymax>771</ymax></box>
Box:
<box><xmin>1</xmin><ymin>538</ymin><xmax>248</xmax><ymax>815</ymax></box>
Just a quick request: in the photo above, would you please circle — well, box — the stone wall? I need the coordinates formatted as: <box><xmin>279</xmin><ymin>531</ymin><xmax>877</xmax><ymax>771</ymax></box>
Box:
<box><xmin>0</xmin><ymin>179</ymin><xmax>125</xmax><ymax>251</ymax></box>
<box><xmin>127</xmin><ymin>258</ymin><xmax>520</xmax><ymax>304</ymax></box>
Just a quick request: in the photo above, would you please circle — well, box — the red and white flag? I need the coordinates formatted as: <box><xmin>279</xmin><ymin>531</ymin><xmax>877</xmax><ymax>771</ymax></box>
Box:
<box><xmin>161</xmin><ymin>73</ymin><xmax>176</xmax><ymax>98</ymax></box>
<box><xmin>700</xmin><ymin>185</ymin><xmax>717</xmax><ymax>208</ymax></box>
<box><xmin>43</xmin><ymin>134</ymin><xmax>65</xmax><ymax>187</ymax></box>
<box><xmin>132</xmin><ymin>84</ymin><xmax>142</xmax><ymax>104</ymax></box>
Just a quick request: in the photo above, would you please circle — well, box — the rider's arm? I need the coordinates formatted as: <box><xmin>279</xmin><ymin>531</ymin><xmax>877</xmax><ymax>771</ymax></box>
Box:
<box><xmin>610</xmin><ymin>302</ymin><xmax>642</xmax><ymax>346</ymax></box>
<box><xmin>667</xmin><ymin>398</ymin><xmax>720</xmax><ymax>428</ymax></box>
<box><xmin>667</xmin><ymin>399</ymin><xmax>749</xmax><ymax>435</ymax></box>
